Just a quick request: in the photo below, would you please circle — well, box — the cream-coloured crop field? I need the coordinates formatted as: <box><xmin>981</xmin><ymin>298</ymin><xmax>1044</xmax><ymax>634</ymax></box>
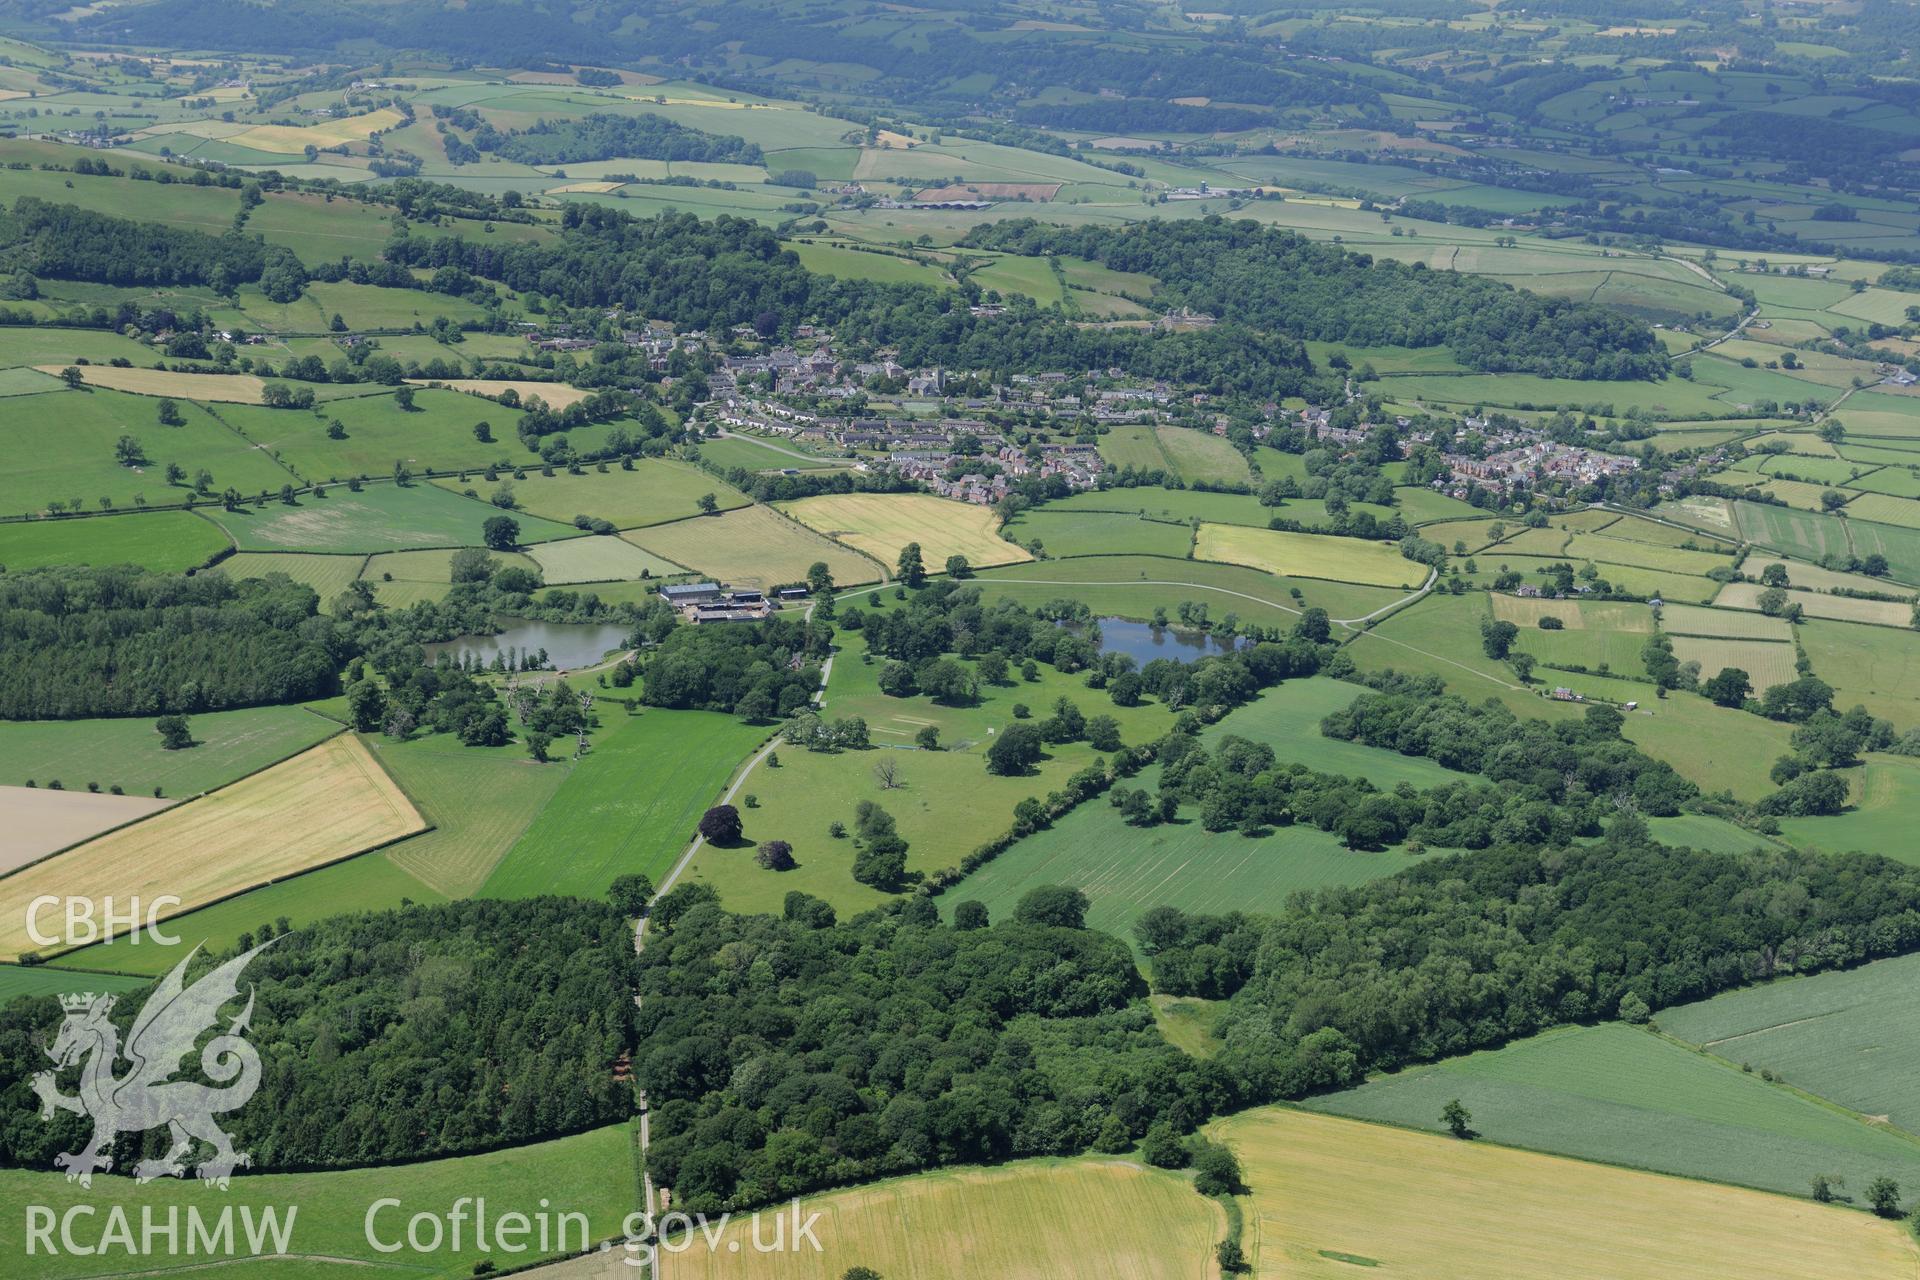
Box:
<box><xmin>0</xmin><ymin>785</ymin><xmax>169</xmax><ymax>872</ymax></box>
<box><xmin>1715</xmin><ymin>581</ymin><xmax>1915</xmax><ymax>628</ymax></box>
<box><xmin>1668</xmin><ymin>635</ymin><xmax>1801</xmax><ymax>691</ymax></box>
<box><xmin>647</xmin><ymin>1158</ymin><xmax>1220</xmax><ymax>1280</ymax></box>
<box><xmin>229</xmin><ymin>107</ymin><xmax>408</xmax><ymax>153</ymax></box>
<box><xmin>1195</xmin><ymin>523</ymin><xmax>1424</xmax><ymax>589</ymax></box>
<box><xmin>626</xmin><ymin>504</ymin><xmax>882</xmax><ymax>591</ymax></box>
<box><xmin>407</xmin><ymin>378</ymin><xmax>597</xmax><ymax>409</ymax></box>
<box><xmin>35</xmin><ymin>364</ymin><xmax>268</xmax><ymax>403</ymax></box>
<box><xmin>780</xmin><ymin>493</ymin><xmax>1030</xmax><ymax>572</ymax></box>
<box><xmin>0</xmin><ymin>735</ymin><xmax>424</xmax><ymax>955</ymax></box>
<box><xmin>1210</xmin><ymin>1109</ymin><xmax>1917</xmax><ymax>1280</ymax></box>
<box><xmin>1658</xmin><ymin>602</ymin><xmax>1794</xmax><ymax>640</ymax></box>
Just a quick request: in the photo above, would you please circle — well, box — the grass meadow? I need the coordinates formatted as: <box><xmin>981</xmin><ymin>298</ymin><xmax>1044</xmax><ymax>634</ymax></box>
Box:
<box><xmin>221</xmin><ymin>389</ymin><xmax>529</xmax><ymax>479</ymax></box>
<box><xmin>1001</xmin><ymin>508</ymin><xmax>1194</xmax><ymax>560</ymax></box>
<box><xmin>971</xmin><ymin>554</ymin><xmax>1400</xmax><ymax>628</ymax></box>
<box><xmin>482</xmin><ymin>708</ymin><xmax>767</xmax><ymax>899</ymax></box>
<box><xmin>1799</xmin><ymin>620</ymin><xmax>1920</xmax><ymax>729</ymax></box>
<box><xmin>781</xmin><ymin>492</ymin><xmax>1029</xmax><ymax>570</ymax></box>
<box><xmin>1778</xmin><ymin>754</ymin><xmax>1920</xmax><ymax>860</ymax></box>
<box><xmin>467</xmin><ymin>460</ymin><xmax>746</xmax><ymax>529</ymax></box>
<box><xmin>1195</xmin><ymin>524</ymin><xmax>1425</xmax><ymax>589</ymax></box>
<box><xmin>1667</xmin><ymin>636</ymin><xmax>1800</xmax><ymax>691</ymax></box>
<box><xmin>0</xmin><ymin>963</ymin><xmax>151</xmax><ymax>1002</ymax></box>
<box><xmin>1152</xmin><ymin>425</ymin><xmax>1253</xmax><ymax>486</ymax></box>
<box><xmin>0</xmin><ymin>735</ymin><xmax>425</xmax><ymax>957</ymax></box>
<box><xmin>1213</xmin><ymin>1107</ymin><xmax>1917</xmax><ymax>1280</ymax></box>
<box><xmin>0</xmin><ymin>510</ymin><xmax>229</xmax><ymax>572</ymax></box>
<box><xmin>1311</xmin><ymin>1022</ymin><xmax>1920</xmax><ymax>1205</ymax></box>
<box><xmin>208</xmin><ymin>483</ymin><xmax>582</xmax><ymax>553</ymax></box>
<box><xmin>0</xmin><ymin>1125</ymin><xmax>640</xmax><ymax>1280</ymax></box>
<box><xmin>0</xmin><ymin>705</ymin><xmax>343</xmax><ymax>800</ymax></box>
<box><xmin>370</xmin><ymin>735</ymin><xmax>571</xmax><ymax>897</ymax></box>
<box><xmin>528</xmin><ymin>534</ymin><xmax>682</xmax><ymax>584</ymax></box>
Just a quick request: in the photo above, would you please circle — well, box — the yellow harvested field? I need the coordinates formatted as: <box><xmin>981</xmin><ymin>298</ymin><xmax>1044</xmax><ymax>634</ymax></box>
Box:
<box><xmin>229</xmin><ymin>107</ymin><xmax>407</xmax><ymax>153</ymax></box>
<box><xmin>410</xmin><ymin>378</ymin><xmax>596</xmax><ymax>410</ymax></box>
<box><xmin>1715</xmin><ymin>581</ymin><xmax>1915</xmax><ymax>628</ymax></box>
<box><xmin>546</xmin><ymin>181</ymin><xmax>621</xmax><ymax>194</ymax></box>
<box><xmin>0</xmin><ymin>785</ymin><xmax>170</xmax><ymax>874</ymax></box>
<box><xmin>645</xmin><ymin>1159</ymin><xmax>1220</xmax><ymax>1280</ymax></box>
<box><xmin>0</xmin><ymin>736</ymin><xmax>424</xmax><ymax>955</ymax></box>
<box><xmin>1212</xmin><ymin>1109</ymin><xmax>1917</xmax><ymax>1280</ymax></box>
<box><xmin>1194</xmin><ymin>523</ymin><xmax>1424</xmax><ymax>589</ymax></box>
<box><xmin>35</xmin><ymin>364</ymin><xmax>267</xmax><ymax>404</ymax></box>
<box><xmin>780</xmin><ymin>493</ymin><xmax>1029</xmax><ymax>573</ymax></box>
<box><xmin>626</xmin><ymin>504</ymin><xmax>883</xmax><ymax>591</ymax></box>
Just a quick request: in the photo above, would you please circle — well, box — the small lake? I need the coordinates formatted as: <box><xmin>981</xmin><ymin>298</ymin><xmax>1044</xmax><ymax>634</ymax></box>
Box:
<box><xmin>422</xmin><ymin>619</ymin><xmax>631</xmax><ymax>671</ymax></box>
<box><xmin>1075</xmin><ymin>617</ymin><xmax>1250</xmax><ymax>665</ymax></box>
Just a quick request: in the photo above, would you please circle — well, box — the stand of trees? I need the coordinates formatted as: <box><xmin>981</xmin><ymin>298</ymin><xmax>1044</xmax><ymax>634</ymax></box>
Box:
<box><xmin>469</xmin><ymin>112</ymin><xmax>764</xmax><ymax>166</ymax></box>
<box><xmin>0</xmin><ymin>899</ymin><xmax>638</xmax><ymax>1171</ymax></box>
<box><xmin>0</xmin><ymin>198</ymin><xmax>307</xmax><ymax>299</ymax></box>
<box><xmin>0</xmin><ymin>566</ymin><xmax>340</xmax><ymax>718</ymax></box>
<box><xmin>639</xmin><ymin>614</ymin><xmax>828</xmax><ymax>716</ymax></box>
<box><xmin>960</xmin><ymin>217</ymin><xmax>1668</xmax><ymax>380</ymax></box>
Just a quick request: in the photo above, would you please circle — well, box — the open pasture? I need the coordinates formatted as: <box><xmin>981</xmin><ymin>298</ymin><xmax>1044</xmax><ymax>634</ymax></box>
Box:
<box><xmin>1622</xmin><ymin>693</ymin><xmax>1795</xmax><ymax>802</ymax></box>
<box><xmin>1798</xmin><ymin>620</ymin><xmax>1920</xmax><ymax>729</ymax></box>
<box><xmin>1195</xmin><ymin>524</ymin><xmax>1424</xmax><ymax>589</ymax></box>
<box><xmin>971</xmin><ymin>554</ymin><xmax>1400</xmax><ymax>628</ymax></box>
<box><xmin>654</xmin><ymin>1158</ymin><xmax>1218</xmax><ymax>1280</ymax></box>
<box><xmin>0</xmin><ymin>510</ymin><xmax>228</xmax><ymax>572</ymax></box>
<box><xmin>0</xmin><ymin>963</ymin><xmax>151</xmax><ymax>1003</ymax></box>
<box><xmin>0</xmin><ymin>734</ymin><xmax>424</xmax><ymax>957</ymax></box>
<box><xmin>210</xmin><ymin>483</ymin><xmax>580</xmax><ymax>553</ymax></box>
<box><xmin>694</xmin><ymin>433</ymin><xmax>847</xmax><ymax>472</ymax></box>
<box><xmin>0</xmin><ymin>388</ymin><xmax>297</xmax><ymax>517</ymax></box>
<box><xmin>370</xmin><ymin>735</ymin><xmax>571</xmax><ymax>898</ymax></box>
<box><xmin>624</xmin><ymin>504</ymin><xmax>879</xmax><ymax>591</ymax></box>
<box><xmin>1312</xmin><ymin>1022</ymin><xmax>1920</xmax><ymax>1206</ymax></box>
<box><xmin>0</xmin><ymin>704</ymin><xmax>343</xmax><ymax>803</ymax></box>
<box><xmin>219</xmin><ymin>550</ymin><xmax>367</xmax><ymax>599</ymax></box>
<box><xmin>222</xmin><ymin>388</ymin><xmax>526</xmax><ymax>479</ymax></box>
<box><xmin>1038</xmin><ymin>486</ymin><xmax>1272</xmax><ymax>528</ymax></box>
<box><xmin>1777</xmin><ymin>754</ymin><xmax>1920</xmax><ymax>860</ymax></box>
<box><xmin>1153</xmin><ymin>425</ymin><xmax>1253</xmax><ymax>486</ymax></box>
<box><xmin>1000</xmin><ymin>508</ymin><xmax>1193</xmax><ymax>560</ymax></box>
<box><xmin>781</xmin><ymin>492</ymin><xmax>1029</xmax><ymax>571</ymax></box>
<box><xmin>1213</xmin><ymin>1107</ymin><xmax>1917</xmax><ymax>1280</ymax></box>
<box><xmin>472</xmin><ymin>461</ymin><xmax>745</xmax><ymax>529</ymax></box>
<box><xmin>528</xmin><ymin>534</ymin><xmax>680</xmax><ymax>584</ymax></box>
<box><xmin>1563</xmin><ymin>532</ymin><xmax>1733</xmax><ymax>575</ymax></box>
<box><xmin>1841</xmin><ymin>492</ymin><xmax>1920</xmax><ymax>530</ymax></box>
<box><xmin>1490</xmin><ymin>595</ymin><xmax>1653</xmax><ymax>631</ymax></box>
<box><xmin>482</xmin><ymin>709</ymin><xmax>766</xmax><ymax>899</ymax></box>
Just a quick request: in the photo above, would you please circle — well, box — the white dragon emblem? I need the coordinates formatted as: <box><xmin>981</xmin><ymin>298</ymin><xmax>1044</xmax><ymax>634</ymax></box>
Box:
<box><xmin>30</xmin><ymin>942</ymin><xmax>270</xmax><ymax>1190</ymax></box>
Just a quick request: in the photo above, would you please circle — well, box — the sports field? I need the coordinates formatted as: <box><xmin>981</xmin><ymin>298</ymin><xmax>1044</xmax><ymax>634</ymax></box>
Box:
<box><xmin>481</xmin><ymin>709</ymin><xmax>766</xmax><ymax>898</ymax></box>
<box><xmin>1312</xmin><ymin>1021</ymin><xmax>1920</xmax><ymax>1204</ymax></box>
<box><xmin>0</xmin><ymin>734</ymin><xmax>424</xmax><ymax>956</ymax></box>
<box><xmin>0</xmin><ymin>510</ymin><xmax>228</xmax><ymax>572</ymax></box>
<box><xmin>209</xmin><ymin>483</ymin><xmax>582</xmax><ymax>553</ymax></box>
<box><xmin>781</xmin><ymin>492</ymin><xmax>1030</xmax><ymax>571</ymax></box>
<box><xmin>1194</xmin><ymin>524</ymin><xmax>1424</xmax><ymax>588</ymax></box>
<box><xmin>653</xmin><ymin>1158</ymin><xmax>1220</xmax><ymax>1280</ymax></box>
<box><xmin>625</xmin><ymin>504</ymin><xmax>880</xmax><ymax>590</ymax></box>
<box><xmin>468</xmin><ymin>461</ymin><xmax>746</xmax><ymax>529</ymax></box>
<box><xmin>1213</xmin><ymin>1107</ymin><xmax>1917</xmax><ymax>1280</ymax></box>
<box><xmin>0</xmin><ymin>704</ymin><xmax>343</xmax><ymax>800</ymax></box>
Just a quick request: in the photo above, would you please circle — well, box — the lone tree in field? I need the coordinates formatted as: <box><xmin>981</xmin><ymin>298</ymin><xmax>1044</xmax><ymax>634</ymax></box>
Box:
<box><xmin>155</xmin><ymin>715</ymin><xmax>193</xmax><ymax>751</ymax></box>
<box><xmin>482</xmin><ymin>515</ymin><xmax>521</xmax><ymax>551</ymax></box>
<box><xmin>986</xmin><ymin>721</ymin><xmax>1044</xmax><ymax>776</ymax></box>
<box><xmin>156</xmin><ymin>397</ymin><xmax>184</xmax><ymax>427</ymax></box>
<box><xmin>59</xmin><ymin>365</ymin><xmax>83</xmax><ymax>390</ymax></box>
<box><xmin>896</xmin><ymin>541</ymin><xmax>926</xmax><ymax>588</ymax></box>
<box><xmin>755</xmin><ymin>840</ymin><xmax>795</xmax><ymax>871</ymax></box>
<box><xmin>698</xmin><ymin>803</ymin><xmax>743</xmax><ymax>844</ymax></box>
<box><xmin>114</xmin><ymin>434</ymin><xmax>148</xmax><ymax>467</ymax></box>
<box><xmin>697</xmin><ymin>492</ymin><xmax>720</xmax><ymax>516</ymax></box>
<box><xmin>608</xmin><ymin>873</ymin><xmax>654</xmax><ymax>917</ymax></box>
<box><xmin>1868</xmin><ymin>1177</ymin><xmax>1902</xmax><ymax>1218</ymax></box>
<box><xmin>873</xmin><ymin>756</ymin><xmax>902</xmax><ymax>789</ymax></box>
<box><xmin>944</xmin><ymin>553</ymin><xmax>972</xmax><ymax>579</ymax></box>
<box><xmin>1442</xmin><ymin>1099</ymin><xmax>1473</xmax><ymax>1140</ymax></box>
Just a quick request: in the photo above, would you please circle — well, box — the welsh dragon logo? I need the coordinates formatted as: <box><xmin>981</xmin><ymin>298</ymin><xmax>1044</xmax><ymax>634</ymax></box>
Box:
<box><xmin>30</xmin><ymin>942</ymin><xmax>270</xmax><ymax>1190</ymax></box>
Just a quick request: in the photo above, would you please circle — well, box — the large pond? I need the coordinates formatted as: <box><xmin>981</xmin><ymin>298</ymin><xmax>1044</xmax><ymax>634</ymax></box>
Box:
<box><xmin>1077</xmin><ymin>617</ymin><xmax>1250</xmax><ymax>665</ymax></box>
<box><xmin>422</xmin><ymin>619</ymin><xmax>631</xmax><ymax>671</ymax></box>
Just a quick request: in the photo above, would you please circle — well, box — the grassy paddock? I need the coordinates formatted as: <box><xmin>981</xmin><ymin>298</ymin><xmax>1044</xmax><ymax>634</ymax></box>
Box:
<box><xmin>466</xmin><ymin>461</ymin><xmax>746</xmax><ymax>529</ymax></box>
<box><xmin>0</xmin><ymin>705</ymin><xmax>343</xmax><ymax>800</ymax></box>
<box><xmin>209</xmin><ymin>484</ymin><xmax>581</xmax><ymax>553</ymax></box>
<box><xmin>1195</xmin><ymin>524</ymin><xmax>1423</xmax><ymax>589</ymax></box>
<box><xmin>0</xmin><ymin>511</ymin><xmax>228</xmax><ymax>572</ymax></box>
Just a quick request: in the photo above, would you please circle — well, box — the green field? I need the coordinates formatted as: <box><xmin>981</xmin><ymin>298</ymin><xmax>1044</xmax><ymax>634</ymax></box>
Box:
<box><xmin>208</xmin><ymin>483</ymin><xmax>582</xmax><ymax>552</ymax></box>
<box><xmin>481</xmin><ymin>708</ymin><xmax>767</xmax><ymax>898</ymax></box>
<box><xmin>218</xmin><ymin>389</ymin><xmax>529</xmax><ymax>480</ymax></box>
<box><xmin>0</xmin><ymin>705</ymin><xmax>343</xmax><ymax>799</ymax></box>
<box><xmin>1001</xmin><ymin>508</ymin><xmax>1194</xmax><ymax>559</ymax></box>
<box><xmin>1621</xmin><ymin>691</ymin><xmax>1796</xmax><ymax>802</ymax></box>
<box><xmin>0</xmin><ymin>1125</ymin><xmax>639</xmax><ymax>1279</ymax></box>
<box><xmin>0</xmin><ymin>964</ymin><xmax>153</xmax><ymax>1003</ymax></box>
<box><xmin>1038</xmin><ymin>486</ymin><xmax>1274</xmax><ymax>528</ymax></box>
<box><xmin>463</xmin><ymin>460</ymin><xmax>747</xmax><ymax>528</ymax></box>
<box><xmin>972</xmin><ymin>554</ymin><xmax>1401</xmax><ymax>629</ymax></box>
<box><xmin>0</xmin><ymin>388</ymin><xmax>299</xmax><ymax>517</ymax></box>
<box><xmin>693</xmin><ymin>433</ymin><xmax>846</xmax><ymax>472</ymax></box>
<box><xmin>371</xmin><ymin>734</ymin><xmax>572</xmax><ymax>897</ymax></box>
<box><xmin>1152</xmin><ymin>426</ymin><xmax>1253</xmax><ymax>486</ymax></box>
<box><xmin>527</xmin><ymin>533</ymin><xmax>682</xmax><ymax>583</ymax></box>
<box><xmin>219</xmin><ymin>550</ymin><xmax>369</xmax><ymax>600</ymax></box>
<box><xmin>626</xmin><ymin>503</ymin><xmax>879</xmax><ymax>590</ymax></box>
<box><xmin>1777</xmin><ymin>753</ymin><xmax>1920</xmax><ymax>860</ymax></box>
<box><xmin>1799</xmin><ymin>619</ymin><xmax>1920</xmax><ymax>729</ymax></box>
<box><xmin>1312</xmin><ymin>1022</ymin><xmax>1920</xmax><ymax>1201</ymax></box>
<box><xmin>1196</xmin><ymin>524</ymin><xmax>1426</xmax><ymax>589</ymax></box>
<box><xmin>0</xmin><ymin>511</ymin><xmax>229</xmax><ymax>572</ymax></box>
